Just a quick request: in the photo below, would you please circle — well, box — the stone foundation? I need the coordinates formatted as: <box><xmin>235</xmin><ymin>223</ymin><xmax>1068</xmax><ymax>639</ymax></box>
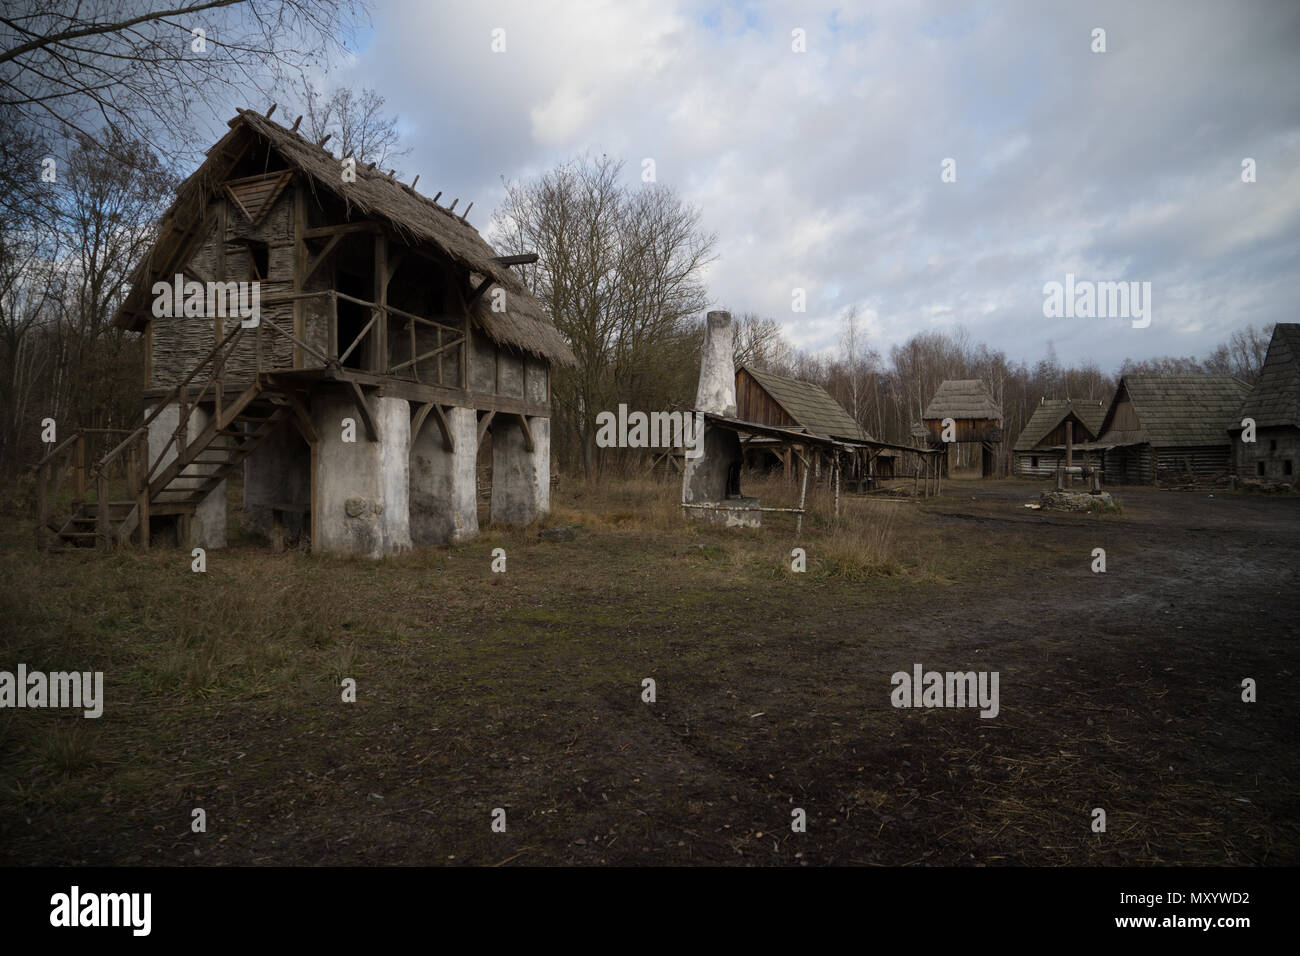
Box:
<box><xmin>310</xmin><ymin>388</ymin><xmax>412</xmax><ymax>558</ymax></box>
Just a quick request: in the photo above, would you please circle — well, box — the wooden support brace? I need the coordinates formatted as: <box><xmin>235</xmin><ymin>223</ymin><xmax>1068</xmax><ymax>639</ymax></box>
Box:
<box><xmin>516</xmin><ymin>413</ymin><xmax>534</xmax><ymax>453</ymax></box>
<box><xmin>477</xmin><ymin>410</ymin><xmax>495</xmax><ymax>446</ymax></box>
<box><xmin>282</xmin><ymin>392</ymin><xmax>318</xmax><ymax>444</ymax></box>
<box><xmin>348</xmin><ymin>381</ymin><xmax>378</xmax><ymax>442</ymax></box>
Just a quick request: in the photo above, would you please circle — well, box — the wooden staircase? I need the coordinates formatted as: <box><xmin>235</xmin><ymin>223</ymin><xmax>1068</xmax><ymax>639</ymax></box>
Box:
<box><xmin>43</xmin><ymin>394</ymin><xmax>290</xmax><ymax>550</ymax></box>
<box><xmin>35</xmin><ymin>320</ymin><xmax>312</xmax><ymax>553</ymax></box>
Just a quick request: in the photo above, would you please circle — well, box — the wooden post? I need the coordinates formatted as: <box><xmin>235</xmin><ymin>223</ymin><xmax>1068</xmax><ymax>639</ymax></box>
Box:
<box><xmin>329</xmin><ymin>292</ymin><xmax>338</xmax><ymax>360</ymax></box>
<box><xmin>796</xmin><ymin>451</ymin><xmax>809</xmax><ymax>535</ymax></box>
<box><xmin>373</xmin><ymin>232</ymin><xmax>388</xmax><ymax>374</ymax></box>
<box><xmin>96</xmin><ymin>472</ymin><xmax>110</xmax><ymax>552</ymax></box>
<box><xmin>833</xmin><ymin>452</ymin><xmax>840</xmax><ymax>520</ymax></box>
<box><xmin>1065</xmin><ymin>420</ymin><xmax>1074</xmax><ymax>488</ymax></box>
<box><xmin>293</xmin><ymin>176</ymin><xmax>305</xmax><ymax>369</ymax></box>
<box><xmin>36</xmin><ymin>462</ymin><xmax>48</xmax><ymax>551</ymax></box>
<box><xmin>137</xmin><ymin>433</ymin><xmax>150</xmax><ymax>548</ymax></box>
<box><xmin>73</xmin><ymin>433</ymin><xmax>86</xmax><ymax>501</ymax></box>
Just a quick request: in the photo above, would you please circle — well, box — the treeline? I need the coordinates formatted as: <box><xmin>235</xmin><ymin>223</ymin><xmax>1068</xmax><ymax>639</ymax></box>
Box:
<box><xmin>747</xmin><ymin>322</ymin><xmax>1271</xmax><ymax>475</ymax></box>
<box><xmin>0</xmin><ymin>127</ymin><xmax>172</xmax><ymax>485</ymax></box>
<box><xmin>565</xmin><ymin>308</ymin><xmax>1271</xmax><ymax>477</ymax></box>
<box><xmin>0</xmin><ymin>125</ymin><xmax>1271</xmax><ymax>487</ymax></box>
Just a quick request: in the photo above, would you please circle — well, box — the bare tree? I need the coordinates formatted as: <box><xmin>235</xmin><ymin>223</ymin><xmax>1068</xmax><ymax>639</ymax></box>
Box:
<box><xmin>492</xmin><ymin>154</ymin><xmax>716</xmax><ymax>476</ymax></box>
<box><xmin>731</xmin><ymin>311</ymin><xmax>790</xmax><ymax>372</ymax></box>
<box><xmin>298</xmin><ymin>80</ymin><xmax>408</xmax><ymax>169</ymax></box>
<box><xmin>0</xmin><ymin>0</ymin><xmax>363</xmax><ymax>213</ymax></box>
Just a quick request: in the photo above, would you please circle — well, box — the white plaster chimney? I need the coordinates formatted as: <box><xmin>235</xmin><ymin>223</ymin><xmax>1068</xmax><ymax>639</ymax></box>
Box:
<box><xmin>694</xmin><ymin>310</ymin><xmax>737</xmax><ymax>417</ymax></box>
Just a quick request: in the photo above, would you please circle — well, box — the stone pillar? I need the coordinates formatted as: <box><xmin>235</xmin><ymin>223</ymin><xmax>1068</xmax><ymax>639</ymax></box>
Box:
<box><xmin>489</xmin><ymin>415</ymin><xmax>550</xmax><ymax>526</ymax></box>
<box><xmin>409</xmin><ymin>405</ymin><xmax>479</xmax><ymax>545</ymax></box>
<box><xmin>243</xmin><ymin>418</ymin><xmax>311</xmax><ymax>544</ymax></box>
<box><xmin>310</xmin><ymin>388</ymin><xmax>412</xmax><ymax>558</ymax></box>
<box><xmin>146</xmin><ymin>401</ymin><xmax>226</xmax><ymax>549</ymax></box>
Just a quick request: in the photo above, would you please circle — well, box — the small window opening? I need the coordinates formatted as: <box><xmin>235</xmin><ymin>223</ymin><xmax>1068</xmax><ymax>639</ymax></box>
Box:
<box><xmin>1257</xmin><ymin>461</ymin><xmax>1266</xmax><ymax>476</ymax></box>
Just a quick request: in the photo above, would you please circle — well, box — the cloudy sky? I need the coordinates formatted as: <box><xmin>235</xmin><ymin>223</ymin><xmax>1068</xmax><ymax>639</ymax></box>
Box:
<box><xmin>304</xmin><ymin>0</ymin><xmax>1299</xmax><ymax>370</ymax></box>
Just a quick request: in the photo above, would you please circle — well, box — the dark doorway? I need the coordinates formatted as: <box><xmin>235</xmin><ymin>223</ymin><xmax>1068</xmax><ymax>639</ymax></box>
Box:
<box><xmin>336</xmin><ymin>268</ymin><xmax>373</xmax><ymax>370</ymax></box>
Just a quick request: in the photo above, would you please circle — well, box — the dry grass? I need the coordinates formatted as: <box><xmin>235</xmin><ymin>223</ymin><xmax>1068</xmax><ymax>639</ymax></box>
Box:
<box><xmin>2</xmin><ymin>475</ymin><xmax>1295</xmax><ymax>865</ymax></box>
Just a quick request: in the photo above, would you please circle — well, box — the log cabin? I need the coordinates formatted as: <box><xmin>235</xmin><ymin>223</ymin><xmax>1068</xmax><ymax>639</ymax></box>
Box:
<box><xmin>1092</xmin><ymin>375</ymin><xmax>1249</xmax><ymax>485</ymax></box>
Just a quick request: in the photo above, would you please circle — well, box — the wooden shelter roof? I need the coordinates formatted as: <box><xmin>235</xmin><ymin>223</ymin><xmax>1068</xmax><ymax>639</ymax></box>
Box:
<box><xmin>1097</xmin><ymin>374</ymin><xmax>1250</xmax><ymax>448</ymax></box>
<box><xmin>922</xmin><ymin>379</ymin><xmax>1002</xmax><ymax>422</ymax></box>
<box><xmin>112</xmin><ymin>108</ymin><xmax>575</xmax><ymax>365</ymax></box>
<box><xmin>1013</xmin><ymin>398</ymin><xmax>1107</xmax><ymax>451</ymax></box>
<box><xmin>739</xmin><ymin>365</ymin><xmax>871</xmax><ymax>441</ymax></box>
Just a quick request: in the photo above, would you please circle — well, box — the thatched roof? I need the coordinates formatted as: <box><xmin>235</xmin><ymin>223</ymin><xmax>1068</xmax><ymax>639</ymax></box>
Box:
<box><xmin>739</xmin><ymin>366</ymin><xmax>871</xmax><ymax>441</ymax></box>
<box><xmin>1098</xmin><ymin>375</ymin><xmax>1250</xmax><ymax>447</ymax></box>
<box><xmin>113</xmin><ymin>108</ymin><xmax>574</xmax><ymax>366</ymax></box>
<box><xmin>923</xmin><ymin>379</ymin><xmax>1001</xmax><ymax>422</ymax></box>
<box><xmin>1013</xmin><ymin>398</ymin><xmax>1107</xmax><ymax>451</ymax></box>
<box><xmin>1237</xmin><ymin>324</ymin><xmax>1300</xmax><ymax>430</ymax></box>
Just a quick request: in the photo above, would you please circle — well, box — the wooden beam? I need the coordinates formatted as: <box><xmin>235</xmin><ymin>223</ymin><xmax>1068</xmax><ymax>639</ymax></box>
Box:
<box><xmin>466</xmin><ymin>274</ymin><xmax>494</xmax><ymax>306</ymax></box>
<box><xmin>410</xmin><ymin>402</ymin><xmax>434</xmax><ymax>451</ymax></box>
<box><xmin>477</xmin><ymin>410</ymin><xmax>495</xmax><ymax>446</ymax></box>
<box><xmin>385</xmin><ymin>248</ymin><xmax>407</xmax><ymax>286</ymax></box>
<box><xmin>281</xmin><ymin>391</ymin><xmax>317</xmax><ymax>444</ymax></box>
<box><xmin>302</xmin><ymin>221</ymin><xmax>380</xmax><ymax>239</ymax></box>
<box><xmin>516</xmin><ymin>413</ymin><xmax>534</xmax><ymax>453</ymax></box>
<box><xmin>373</xmin><ymin>232</ymin><xmax>388</xmax><ymax>375</ymax></box>
<box><xmin>492</xmin><ymin>253</ymin><xmax>538</xmax><ymax>267</ymax></box>
<box><xmin>409</xmin><ymin>402</ymin><xmax>455</xmax><ymax>453</ymax></box>
<box><xmin>348</xmin><ymin>381</ymin><xmax>378</xmax><ymax>442</ymax></box>
<box><xmin>303</xmin><ymin>232</ymin><xmax>342</xmax><ymax>284</ymax></box>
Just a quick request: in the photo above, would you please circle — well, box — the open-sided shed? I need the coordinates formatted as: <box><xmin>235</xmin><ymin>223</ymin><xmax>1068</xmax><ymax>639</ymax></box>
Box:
<box><xmin>1013</xmin><ymin>398</ymin><xmax>1107</xmax><ymax>477</ymax></box>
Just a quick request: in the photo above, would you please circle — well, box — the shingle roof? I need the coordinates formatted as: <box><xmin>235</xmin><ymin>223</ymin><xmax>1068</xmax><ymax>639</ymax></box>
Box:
<box><xmin>113</xmin><ymin>109</ymin><xmax>574</xmax><ymax>365</ymax></box>
<box><xmin>1238</xmin><ymin>324</ymin><xmax>1300</xmax><ymax>430</ymax></box>
<box><xmin>1013</xmin><ymin>398</ymin><xmax>1107</xmax><ymax>451</ymax></box>
<box><xmin>740</xmin><ymin>365</ymin><xmax>870</xmax><ymax>441</ymax></box>
<box><xmin>922</xmin><ymin>379</ymin><xmax>1001</xmax><ymax>422</ymax></box>
<box><xmin>1099</xmin><ymin>375</ymin><xmax>1251</xmax><ymax>447</ymax></box>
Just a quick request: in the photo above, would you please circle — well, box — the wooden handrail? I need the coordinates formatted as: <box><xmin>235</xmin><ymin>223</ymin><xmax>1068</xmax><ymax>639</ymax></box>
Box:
<box><xmin>96</xmin><ymin>323</ymin><xmax>246</xmax><ymax>473</ymax></box>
